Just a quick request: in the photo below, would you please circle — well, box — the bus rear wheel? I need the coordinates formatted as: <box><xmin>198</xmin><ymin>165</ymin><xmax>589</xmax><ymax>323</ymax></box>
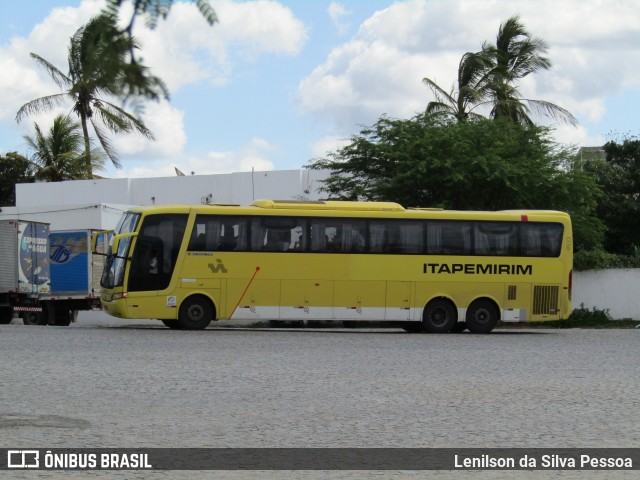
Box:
<box><xmin>466</xmin><ymin>299</ymin><xmax>499</xmax><ymax>333</ymax></box>
<box><xmin>178</xmin><ymin>297</ymin><xmax>213</xmax><ymax>330</ymax></box>
<box><xmin>422</xmin><ymin>299</ymin><xmax>456</xmax><ymax>333</ymax></box>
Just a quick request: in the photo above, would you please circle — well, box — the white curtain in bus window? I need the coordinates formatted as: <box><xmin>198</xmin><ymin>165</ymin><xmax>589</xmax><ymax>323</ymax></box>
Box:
<box><xmin>188</xmin><ymin>215</ymin><xmax>247</xmax><ymax>252</ymax></box>
<box><xmin>474</xmin><ymin>222</ymin><xmax>518</xmax><ymax>256</ymax></box>
<box><xmin>252</xmin><ymin>218</ymin><xmax>302</xmax><ymax>252</ymax></box>
<box><xmin>398</xmin><ymin>222</ymin><xmax>423</xmax><ymax>253</ymax></box>
<box><xmin>310</xmin><ymin>220</ymin><xmax>365</xmax><ymax>253</ymax></box>
<box><xmin>522</xmin><ymin>223</ymin><xmax>563</xmax><ymax>257</ymax></box>
<box><xmin>370</xmin><ymin>221</ymin><xmax>424</xmax><ymax>253</ymax></box>
<box><xmin>427</xmin><ymin>221</ymin><xmax>471</xmax><ymax>255</ymax></box>
<box><xmin>310</xmin><ymin>222</ymin><xmax>328</xmax><ymax>251</ymax></box>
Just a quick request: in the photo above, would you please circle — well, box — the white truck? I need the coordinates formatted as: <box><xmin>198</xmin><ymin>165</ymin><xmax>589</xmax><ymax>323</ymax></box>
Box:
<box><xmin>0</xmin><ymin>220</ymin><xmax>108</xmax><ymax>326</ymax></box>
<box><xmin>0</xmin><ymin>220</ymin><xmax>50</xmax><ymax>324</ymax></box>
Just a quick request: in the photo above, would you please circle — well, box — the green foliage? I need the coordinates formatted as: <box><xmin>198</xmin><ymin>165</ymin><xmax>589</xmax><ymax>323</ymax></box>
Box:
<box><xmin>309</xmin><ymin>116</ymin><xmax>600</xmax><ymax>218</ymax></box>
<box><xmin>585</xmin><ymin>137</ymin><xmax>640</xmax><ymax>255</ymax></box>
<box><xmin>424</xmin><ymin>15</ymin><xmax>577</xmax><ymax>127</ymax></box>
<box><xmin>0</xmin><ymin>152</ymin><xmax>35</xmax><ymax>206</ymax></box>
<box><xmin>103</xmin><ymin>0</ymin><xmax>218</xmax><ymax>31</ymax></box>
<box><xmin>567</xmin><ymin>304</ymin><xmax>612</xmax><ymax>325</ymax></box>
<box><xmin>534</xmin><ymin>304</ymin><xmax>638</xmax><ymax>328</ymax></box>
<box><xmin>24</xmin><ymin>114</ymin><xmax>106</xmax><ymax>181</ymax></box>
<box><xmin>574</xmin><ymin>248</ymin><xmax>640</xmax><ymax>270</ymax></box>
<box><xmin>16</xmin><ymin>15</ymin><xmax>168</xmax><ymax>175</ymax></box>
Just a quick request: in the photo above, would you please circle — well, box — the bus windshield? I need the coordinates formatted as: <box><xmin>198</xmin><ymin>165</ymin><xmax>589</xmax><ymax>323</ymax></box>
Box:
<box><xmin>101</xmin><ymin>212</ymin><xmax>140</xmax><ymax>289</ymax></box>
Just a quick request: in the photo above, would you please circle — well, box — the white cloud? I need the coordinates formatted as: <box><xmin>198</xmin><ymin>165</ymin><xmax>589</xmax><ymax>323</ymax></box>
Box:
<box><xmin>310</xmin><ymin>135</ymin><xmax>350</xmax><ymax>159</ymax></box>
<box><xmin>112</xmin><ymin>101</ymin><xmax>187</xmax><ymax>159</ymax></box>
<box><xmin>552</xmin><ymin>123</ymin><xmax>604</xmax><ymax>148</ymax></box>
<box><xmin>135</xmin><ymin>0</ymin><xmax>308</xmax><ymax>90</ymax></box>
<box><xmin>328</xmin><ymin>2</ymin><xmax>351</xmax><ymax>35</ymax></box>
<box><xmin>109</xmin><ymin>137</ymin><xmax>276</xmax><ymax>179</ymax></box>
<box><xmin>190</xmin><ymin>138</ymin><xmax>276</xmax><ymax>175</ymax></box>
<box><xmin>0</xmin><ymin>0</ymin><xmax>306</xmax><ymax>174</ymax></box>
<box><xmin>298</xmin><ymin>0</ymin><xmax>640</xmax><ymax>142</ymax></box>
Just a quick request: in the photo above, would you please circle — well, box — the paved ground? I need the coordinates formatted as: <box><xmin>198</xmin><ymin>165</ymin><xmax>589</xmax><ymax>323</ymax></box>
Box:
<box><xmin>1</xmin><ymin>313</ymin><xmax>638</xmax><ymax>479</ymax></box>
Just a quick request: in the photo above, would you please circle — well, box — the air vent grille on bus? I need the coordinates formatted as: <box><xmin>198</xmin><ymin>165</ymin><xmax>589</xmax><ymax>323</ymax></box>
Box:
<box><xmin>533</xmin><ymin>286</ymin><xmax>559</xmax><ymax>315</ymax></box>
<box><xmin>508</xmin><ymin>285</ymin><xmax>517</xmax><ymax>300</ymax></box>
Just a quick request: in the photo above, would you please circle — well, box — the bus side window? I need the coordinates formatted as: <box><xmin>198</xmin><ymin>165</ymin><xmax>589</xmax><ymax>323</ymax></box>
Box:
<box><xmin>264</xmin><ymin>229</ymin><xmax>291</xmax><ymax>251</ymax></box>
<box><xmin>427</xmin><ymin>221</ymin><xmax>471</xmax><ymax>255</ymax></box>
<box><xmin>522</xmin><ymin>223</ymin><xmax>563</xmax><ymax>257</ymax></box>
<box><xmin>217</xmin><ymin>224</ymin><xmax>237</xmax><ymax>251</ymax></box>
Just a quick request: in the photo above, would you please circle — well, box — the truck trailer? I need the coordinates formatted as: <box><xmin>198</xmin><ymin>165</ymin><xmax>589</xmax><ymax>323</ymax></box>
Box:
<box><xmin>0</xmin><ymin>221</ymin><xmax>108</xmax><ymax>326</ymax></box>
<box><xmin>0</xmin><ymin>220</ymin><xmax>51</xmax><ymax>323</ymax></box>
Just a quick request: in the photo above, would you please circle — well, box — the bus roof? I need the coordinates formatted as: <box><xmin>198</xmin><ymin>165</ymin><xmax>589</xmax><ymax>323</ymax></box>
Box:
<box><xmin>250</xmin><ymin>199</ymin><xmax>405</xmax><ymax>211</ymax></box>
<box><xmin>124</xmin><ymin>201</ymin><xmax>570</xmax><ymax>223</ymax></box>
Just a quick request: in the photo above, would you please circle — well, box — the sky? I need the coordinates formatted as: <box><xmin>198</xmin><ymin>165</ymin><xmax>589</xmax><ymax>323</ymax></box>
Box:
<box><xmin>0</xmin><ymin>0</ymin><xmax>639</xmax><ymax>179</ymax></box>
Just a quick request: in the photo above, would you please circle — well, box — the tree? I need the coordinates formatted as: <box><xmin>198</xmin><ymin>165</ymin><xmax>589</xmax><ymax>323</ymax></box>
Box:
<box><xmin>423</xmin><ymin>51</ymin><xmax>492</xmax><ymax>122</ymax></box>
<box><xmin>586</xmin><ymin>137</ymin><xmax>640</xmax><ymax>255</ymax></box>
<box><xmin>16</xmin><ymin>15</ymin><xmax>168</xmax><ymax>176</ymax></box>
<box><xmin>424</xmin><ymin>16</ymin><xmax>577</xmax><ymax>127</ymax></box>
<box><xmin>307</xmin><ymin>115</ymin><xmax>601</xmax><ymax>248</ymax></box>
<box><xmin>24</xmin><ymin>114</ymin><xmax>106</xmax><ymax>182</ymax></box>
<box><xmin>104</xmin><ymin>0</ymin><xmax>218</xmax><ymax>34</ymax></box>
<box><xmin>483</xmin><ymin>15</ymin><xmax>577</xmax><ymax>127</ymax></box>
<box><xmin>0</xmin><ymin>152</ymin><xmax>35</xmax><ymax>206</ymax></box>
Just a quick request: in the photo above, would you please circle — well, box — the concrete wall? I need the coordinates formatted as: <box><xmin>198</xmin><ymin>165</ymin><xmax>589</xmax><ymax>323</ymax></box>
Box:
<box><xmin>573</xmin><ymin>269</ymin><xmax>640</xmax><ymax>320</ymax></box>
<box><xmin>15</xmin><ymin>169</ymin><xmax>331</xmax><ymax>207</ymax></box>
<box><xmin>0</xmin><ymin>204</ymin><xmax>130</xmax><ymax>231</ymax></box>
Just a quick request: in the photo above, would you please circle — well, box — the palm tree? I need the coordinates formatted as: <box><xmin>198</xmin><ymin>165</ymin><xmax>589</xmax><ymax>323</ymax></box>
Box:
<box><xmin>424</xmin><ymin>16</ymin><xmax>577</xmax><ymax>127</ymax></box>
<box><xmin>24</xmin><ymin>114</ymin><xmax>106</xmax><ymax>181</ymax></box>
<box><xmin>483</xmin><ymin>15</ymin><xmax>577</xmax><ymax>126</ymax></box>
<box><xmin>423</xmin><ymin>51</ymin><xmax>493</xmax><ymax>122</ymax></box>
<box><xmin>16</xmin><ymin>15</ymin><xmax>168</xmax><ymax>177</ymax></box>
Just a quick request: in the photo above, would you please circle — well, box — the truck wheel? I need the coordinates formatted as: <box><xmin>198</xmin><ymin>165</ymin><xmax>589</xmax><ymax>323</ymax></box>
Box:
<box><xmin>22</xmin><ymin>311</ymin><xmax>47</xmax><ymax>326</ymax></box>
<box><xmin>54</xmin><ymin>310</ymin><xmax>72</xmax><ymax>327</ymax></box>
<box><xmin>178</xmin><ymin>296</ymin><xmax>213</xmax><ymax>330</ymax></box>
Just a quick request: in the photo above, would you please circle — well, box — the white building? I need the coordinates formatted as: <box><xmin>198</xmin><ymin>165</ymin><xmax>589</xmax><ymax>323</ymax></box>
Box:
<box><xmin>1</xmin><ymin>169</ymin><xmax>331</xmax><ymax>230</ymax></box>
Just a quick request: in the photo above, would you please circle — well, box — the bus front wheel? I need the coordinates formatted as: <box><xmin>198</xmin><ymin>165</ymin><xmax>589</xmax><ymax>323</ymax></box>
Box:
<box><xmin>422</xmin><ymin>299</ymin><xmax>456</xmax><ymax>333</ymax></box>
<box><xmin>178</xmin><ymin>297</ymin><xmax>213</xmax><ymax>330</ymax></box>
<box><xmin>466</xmin><ymin>299</ymin><xmax>499</xmax><ymax>333</ymax></box>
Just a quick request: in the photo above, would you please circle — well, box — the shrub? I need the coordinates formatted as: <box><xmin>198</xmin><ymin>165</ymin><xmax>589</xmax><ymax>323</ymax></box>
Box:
<box><xmin>574</xmin><ymin>249</ymin><xmax>640</xmax><ymax>270</ymax></box>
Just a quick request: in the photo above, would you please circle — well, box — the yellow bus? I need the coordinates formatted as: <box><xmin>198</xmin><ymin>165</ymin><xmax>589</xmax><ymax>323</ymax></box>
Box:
<box><xmin>98</xmin><ymin>200</ymin><xmax>573</xmax><ymax>333</ymax></box>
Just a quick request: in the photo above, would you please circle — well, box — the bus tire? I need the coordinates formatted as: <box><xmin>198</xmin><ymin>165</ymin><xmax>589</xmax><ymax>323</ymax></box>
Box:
<box><xmin>178</xmin><ymin>296</ymin><xmax>213</xmax><ymax>330</ymax></box>
<box><xmin>466</xmin><ymin>299</ymin><xmax>499</xmax><ymax>333</ymax></box>
<box><xmin>162</xmin><ymin>319</ymin><xmax>183</xmax><ymax>329</ymax></box>
<box><xmin>22</xmin><ymin>311</ymin><xmax>47</xmax><ymax>326</ymax></box>
<box><xmin>422</xmin><ymin>299</ymin><xmax>456</xmax><ymax>333</ymax></box>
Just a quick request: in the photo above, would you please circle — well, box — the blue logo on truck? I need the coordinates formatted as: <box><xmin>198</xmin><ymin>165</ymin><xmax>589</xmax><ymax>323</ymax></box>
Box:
<box><xmin>50</xmin><ymin>244</ymin><xmax>71</xmax><ymax>264</ymax></box>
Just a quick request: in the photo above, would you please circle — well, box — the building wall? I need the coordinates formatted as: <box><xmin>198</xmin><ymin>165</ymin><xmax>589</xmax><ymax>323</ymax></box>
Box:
<box><xmin>0</xmin><ymin>204</ymin><xmax>130</xmax><ymax>231</ymax></box>
<box><xmin>573</xmin><ymin>269</ymin><xmax>640</xmax><ymax>320</ymax></box>
<box><xmin>15</xmin><ymin>169</ymin><xmax>331</xmax><ymax>207</ymax></box>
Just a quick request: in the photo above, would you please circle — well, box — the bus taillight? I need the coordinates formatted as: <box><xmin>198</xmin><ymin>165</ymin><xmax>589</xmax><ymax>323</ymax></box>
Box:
<box><xmin>568</xmin><ymin>269</ymin><xmax>573</xmax><ymax>300</ymax></box>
